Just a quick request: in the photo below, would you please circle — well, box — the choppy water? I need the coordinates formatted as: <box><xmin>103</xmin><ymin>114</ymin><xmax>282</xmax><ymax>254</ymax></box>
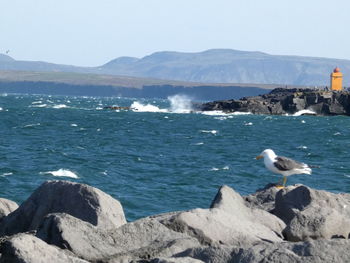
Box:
<box><xmin>0</xmin><ymin>93</ymin><xmax>349</xmax><ymax>221</ymax></box>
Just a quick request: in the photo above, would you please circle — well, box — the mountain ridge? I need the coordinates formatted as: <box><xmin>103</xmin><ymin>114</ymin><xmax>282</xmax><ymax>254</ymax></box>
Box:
<box><xmin>1</xmin><ymin>49</ymin><xmax>349</xmax><ymax>86</ymax></box>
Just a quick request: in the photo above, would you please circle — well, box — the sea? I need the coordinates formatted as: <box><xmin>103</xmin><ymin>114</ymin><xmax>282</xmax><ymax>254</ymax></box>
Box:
<box><xmin>0</xmin><ymin>93</ymin><xmax>349</xmax><ymax>221</ymax></box>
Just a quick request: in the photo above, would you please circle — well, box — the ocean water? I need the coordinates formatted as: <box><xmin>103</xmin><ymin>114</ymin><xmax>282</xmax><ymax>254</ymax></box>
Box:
<box><xmin>0</xmin><ymin>93</ymin><xmax>349</xmax><ymax>221</ymax></box>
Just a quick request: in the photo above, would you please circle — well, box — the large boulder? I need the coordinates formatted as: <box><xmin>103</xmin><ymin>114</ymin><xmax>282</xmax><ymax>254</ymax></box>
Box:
<box><xmin>274</xmin><ymin>185</ymin><xmax>350</xmax><ymax>241</ymax></box>
<box><xmin>36</xmin><ymin>213</ymin><xmax>200</xmax><ymax>262</ymax></box>
<box><xmin>0</xmin><ymin>198</ymin><xmax>18</xmax><ymax>220</ymax></box>
<box><xmin>244</xmin><ymin>183</ymin><xmax>280</xmax><ymax>212</ymax></box>
<box><xmin>161</xmin><ymin>185</ymin><xmax>285</xmax><ymax>247</ymax></box>
<box><xmin>0</xmin><ymin>180</ymin><xmax>126</xmax><ymax>236</ymax></box>
<box><xmin>173</xmin><ymin>239</ymin><xmax>350</xmax><ymax>263</ymax></box>
<box><xmin>236</xmin><ymin>239</ymin><xmax>350</xmax><ymax>263</ymax></box>
<box><xmin>0</xmin><ymin>233</ymin><xmax>88</xmax><ymax>263</ymax></box>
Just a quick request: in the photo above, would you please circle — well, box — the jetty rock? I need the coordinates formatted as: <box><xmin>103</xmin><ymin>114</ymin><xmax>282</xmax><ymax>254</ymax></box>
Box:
<box><xmin>0</xmin><ymin>181</ymin><xmax>349</xmax><ymax>262</ymax></box>
<box><xmin>199</xmin><ymin>88</ymin><xmax>350</xmax><ymax>116</ymax></box>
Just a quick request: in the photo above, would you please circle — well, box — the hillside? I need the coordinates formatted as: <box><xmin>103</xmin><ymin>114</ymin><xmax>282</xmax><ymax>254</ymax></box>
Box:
<box><xmin>0</xmin><ymin>49</ymin><xmax>349</xmax><ymax>86</ymax></box>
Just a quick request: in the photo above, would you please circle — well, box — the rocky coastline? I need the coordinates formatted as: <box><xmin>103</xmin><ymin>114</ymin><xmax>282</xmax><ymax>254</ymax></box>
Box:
<box><xmin>0</xmin><ymin>180</ymin><xmax>349</xmax><ymax>262</ymax></box>
<box><xmin>199</xmin><ymin>88</ymin><xmax>350</xmax><ymax>116</ymax></box>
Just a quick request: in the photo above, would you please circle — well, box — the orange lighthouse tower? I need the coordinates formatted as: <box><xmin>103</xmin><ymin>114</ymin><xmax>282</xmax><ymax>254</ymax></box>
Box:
<box><xmin>330</xmin><ymin>67</ymin><xmax>343</xmax><ymax>91</ymax></box>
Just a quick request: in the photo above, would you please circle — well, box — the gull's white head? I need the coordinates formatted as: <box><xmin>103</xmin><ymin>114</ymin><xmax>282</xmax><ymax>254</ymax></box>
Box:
<box><xmin>256</xmin><ymin>149</ymin><xmax>277</xmax><ymax>160</ymax></box>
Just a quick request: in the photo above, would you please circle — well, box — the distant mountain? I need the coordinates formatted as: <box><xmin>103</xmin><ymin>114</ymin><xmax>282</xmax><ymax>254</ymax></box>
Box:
<box><xmin>1</xmin><ymin>49</ymin><xmax>350</xmax><ymax>86</ymax></box>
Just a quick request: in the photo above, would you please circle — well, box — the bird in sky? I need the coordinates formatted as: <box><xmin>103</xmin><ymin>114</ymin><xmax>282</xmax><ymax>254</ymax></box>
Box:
<box><xmin>256</xmin><ymin>149</ymin><xmax>312</xmax><ymax>188</ymax></box>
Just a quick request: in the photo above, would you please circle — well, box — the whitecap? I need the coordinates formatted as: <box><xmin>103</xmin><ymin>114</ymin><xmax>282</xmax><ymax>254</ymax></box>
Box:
<box><xmin>31</xmin><ymin>104</ymin><xmax>47</xmax><ymax>108</ymax></box>
<box><xmin>209</xmin><ymin>167</ymin><xmax>220</xmax><ymax>171</ymax></box>
<box><xmin>334</xmin><ymin>132</ymin><xmax>341</xmax><ymax>136</ymax></box>
<box><xmin>214</xmin><ymin>116</ymin><xmax>227</xmax><ymax>120</ymax></box>
<box><xmin>96</xmin><ymin>107</ymin><xmax>103</xmax><ymax>110</ymax></box>
<box><xmin>31</xmin><ymin>101</ymin><xmax>42</xmax><ymax>104</ymax></box>
<box><xmin>131</xmin><ymin>101</ymin><xmax>168</xmax><ymax>113</ymax></box>
<box><xmin>71</xmin><ymin>124</ymin><xmax>78</xmax><ymax>127</ymax></box>
<box><xmin>194</xmin><ymin>142</ymin><xmax>204</xmax><ymax>145</ymax></box>
<box><xmin>24</xmin><ymin>123</ymin><xmax>40</xmax><ymax>128</ymax></box>
<box><xmin>53</xmin><ymin>104</ymin><xmax>68</xmax><ymax>109</ymax></box>
<box><xmin>297</xmin><ymin>145</ymin><xmax>308</xmax><ymax>149</ymax></box>
<box><xmin>41</xmin><ymin>169</ymin><xmax>79</xmax><ymax>179</ymax></box>
<box><xmin>244</xmin><ymin>122</ymin><xmax>253</xmax><ymax>126</ymax></box>
<box><xmin>200</xmin><ymin>130</ymin><xmax>217</xmax><ymax>134</ymax></box>
<box><xmin>223</xmin><ymin>166</ymin><xmax>230</xmax><ymax>170</ymax></box>
<box><xmin>0</xmin><ymin>172</ymin><xmax>13</xmax><ymax>177</ymax></box>
<box><xmin>293</xmin><ymin>109</ymin><xmax>316</xmax><ymax>116</ymax></box>
<box><xmin>301</xmin><ymin>120</ymin><xmax>306</xmax><ymax>123</ymax></box>
<box><xmin>0</xmin><ymin>107</ymin><xmax>3</xmax><ymax>111</ymax></box>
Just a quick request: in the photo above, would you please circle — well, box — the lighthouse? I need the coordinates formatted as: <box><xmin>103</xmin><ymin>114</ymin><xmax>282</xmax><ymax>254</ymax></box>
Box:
<box><xmin>330</xmin><ymin>67</ymin><xmax>343</xmax><ymax>91</ymax></box>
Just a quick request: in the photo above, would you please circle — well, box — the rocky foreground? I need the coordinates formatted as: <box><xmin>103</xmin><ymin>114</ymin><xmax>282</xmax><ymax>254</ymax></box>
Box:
<box><xmin>199</xmin><ymin>88</ymin><xmax>350</xmax><ymax>116</ymax></box>
<box><xmin>0</xmin><ymin>181</ymin><xmax>349</xmax><ymax>262</ymax></box>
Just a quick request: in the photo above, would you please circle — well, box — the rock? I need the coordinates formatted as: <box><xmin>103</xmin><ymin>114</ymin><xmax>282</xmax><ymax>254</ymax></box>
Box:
<box><xmin>200</xmin><ymin>88</ymin><xmax>350</xmax><ymax>116</ymax></box>
<box><xmin>0</xmin><ymin>233</ymin><xmax>88</xmax><ymax>263</ymax></box>
<box><xmin>0</xmin><ymin>180</ymin><xmax>126</xmax><ymax>236</ymax></box>
<box><xmin>173</xmin><ymin>245</ymin><xmax>239</xmax><ymax>263</ymax></box>
<box><xmin>244</xmin><ymin>183</ymin><xmax>280</xmax><ymax>212</ymax></box>
<box><xmin>274</xmin><ymin>185</ymin><xmax>350</xmax><ymax>241</ymax></box>
<box><xmin>36</xmin><ymin>213</ymin><xmax>200</xmax><ymax>262</ymax></box>
<box><xmin>161</xmin><ymin>185</ymin><xmax>285</xmax><ymax>247</ymax></box>
<box><xmin>236</xmin><ymin>239</ymin><xmax>350</xmax><ymax>263</ymax></box>
<box><xmin>151</xmin><ymin>257</ymin><xmax>204</xmax><ymax>263</ymax></box>
<box><xmin>0</xmin><ymin>199</ymin><xmax>18</xmax><ymax>220</ymax></box>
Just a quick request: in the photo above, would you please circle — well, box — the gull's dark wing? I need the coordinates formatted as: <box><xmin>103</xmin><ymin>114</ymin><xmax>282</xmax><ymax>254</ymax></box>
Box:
<box><xmin>274</xmin><ymin>156</ymin><xmax>306</xmax><ymax>171</ymax></box>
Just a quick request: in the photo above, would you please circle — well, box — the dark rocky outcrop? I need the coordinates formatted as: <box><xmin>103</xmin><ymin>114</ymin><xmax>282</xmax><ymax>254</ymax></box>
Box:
<box><xmin>199</xmin><ymin>88</ymin><xmax>350</xmax><ymax>116</ymax></box>
<box><xmin>0</xmin><ymin>180</ymin><xmax>349</xmax><ymax>262</ymax></box>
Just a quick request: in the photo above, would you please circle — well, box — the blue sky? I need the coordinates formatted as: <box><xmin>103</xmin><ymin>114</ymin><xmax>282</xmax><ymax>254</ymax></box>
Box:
<box><xmin>1</xmin><ymin>0</ymin><xmax>349</xmax><ymax>66</ymax></box>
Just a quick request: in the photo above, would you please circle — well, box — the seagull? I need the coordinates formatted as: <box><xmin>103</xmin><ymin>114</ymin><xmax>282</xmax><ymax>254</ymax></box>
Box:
<box><xmin>256</xmin><ymin>149</ymin><xmax>312</xmax><ymax>188</ymax></box>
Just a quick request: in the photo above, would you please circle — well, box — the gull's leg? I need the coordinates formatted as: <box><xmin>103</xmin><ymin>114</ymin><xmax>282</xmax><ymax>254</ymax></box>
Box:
<box><xmin>275</xmin><ymin>176</ymin><xmax>286</xmax><ymax>189</ymax></box>
<box><xmin>282</xmin><ymin>176</ymin><xmax>287</xmax><ymax>187</ymax></box>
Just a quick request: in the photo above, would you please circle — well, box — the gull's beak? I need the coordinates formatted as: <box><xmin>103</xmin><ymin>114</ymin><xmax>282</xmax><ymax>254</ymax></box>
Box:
<box><xmin>256</xmin><ymin>155</ymin><xmax>263</xmax><ymax>160</ymax></box>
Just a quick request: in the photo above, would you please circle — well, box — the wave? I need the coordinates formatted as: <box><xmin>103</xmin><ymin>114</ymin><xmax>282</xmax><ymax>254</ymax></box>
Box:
<box><xmin>131</xmin><ymin>101</ymin><xmax>168</xmax><ymax>113</ymax></box>
<box><xmin>41</xmin><ymin>169</ymin><xmax>79</xmax><ymax>179</ymax></box>
<box><xmin>293</xmin><ymin>109</ymin><xmax>316</xmax><ymax>116</ymax></box>
<box><xmin>200</xmin><ymin>130</ymin><xmax>217</xmax><ymax>134</ymax></box>
<box><xmin>53</xmin><ymin>104</ymin><xmax>68</xmax><ymax>109</ymax></box>
<box><xmin>201</xmin><ymin>110</ymin><xmax>251</xmax><ymax>116</ymax></box>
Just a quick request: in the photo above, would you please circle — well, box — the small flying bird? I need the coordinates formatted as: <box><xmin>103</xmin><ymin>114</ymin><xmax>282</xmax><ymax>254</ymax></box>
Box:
<box><xmin>5</xmin><ymin>50</ymin><xmax>9</xmax><ymax>54</ymax></box>
<box><xmin>256</xmin><ymin>149</ymin><xmax>312</xmax><ymax>188</ymax></box>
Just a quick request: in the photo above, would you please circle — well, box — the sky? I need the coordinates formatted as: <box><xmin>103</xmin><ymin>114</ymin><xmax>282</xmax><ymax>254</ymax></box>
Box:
<box><xmin>1</xmin><ymin>0</ymin><xmax>350</xmax><ymax>67</ymax></box>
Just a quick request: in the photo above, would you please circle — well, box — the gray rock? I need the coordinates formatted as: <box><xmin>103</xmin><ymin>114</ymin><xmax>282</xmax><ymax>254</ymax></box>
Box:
<box><xmin>0</xmin><ymin>233</ymin><xmax>88</xmax><ymax>263</ymax></box>
<box><xmin>174</xmin><ymin>245</ymin><xmax>239</xmax><ymax>263</ymax></box>
<box><xmin>0</xmin><ymin>199</ymin><xmax>18</xmax><ymax>219</ymax></box>
<box><xmin>161</xmin><ymin>185</ymin><xmax>285</xmax><ymax>247</ymax></box>
<box><xmin>274</xmin><ymin>185</ymin><xmax>350</xmax><ymax>241</ymax></box>
<box><xmin>236</xmin><ymin>239</ymin><xmax>350</xmax><ymax>263</ymax></box>
<box><xmin>36</xmin><ymin>213</ymin><xmax>200</xmax><ymax>262</ymax></box>
<box><xmin>244</xmin><ymin>183</ymin><xmax>280</xmax><ymax>212</ymax></box>
<box><xmin>0</xmin><ymin>180</ymin><xmax>126</xmax><ymax>236</ymax></box>
<box><xmin>151</xmin><ymin>257</ymin><xmax>204</xmax><ymax>263</ymax></box>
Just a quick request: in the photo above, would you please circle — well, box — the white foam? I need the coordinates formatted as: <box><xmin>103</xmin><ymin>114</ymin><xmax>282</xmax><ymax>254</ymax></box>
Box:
<box><xmin>293</xmin><ymin>109</ymin><xmax>317</xmax><ymax>116</ymax></box>
<box><xmin>297</xmin><ymin>145</ymin><xmax>308</xmax><ymax>149</ymax></box>
<box><xmin>0</xmin><ymin>107</ymin><xmax>2</xmax><ymax>111</ymax></box>
<box><xmin>131</xmin><ymin>101</ymin><xmax>168</xmax><ymax>113</ymax></box>
<box><xmin>194</xmin><ymin>142</ymin><xmax>204</xmax><ymax>145</ymax></box>
<box><xmin>53</xmin><ymin>104</ymin><xmax>68</xmax><ymax>109</ymax></box>
<box><xmin>32</xmin><ymin>104</ymin><xmax>47</xmax><ymax>108</ymax></box>
<box><xmin>201</xmin><ymin>130</ymin><xmax>217</xmax><ymax>134</ymax></box>
<box><xmin>201</xmin><ymin>110</ymin><xmax>251</xmax><ymax>116</ymax></box>
<box><xmin>244</xmin><ymin>122</ymin><xmax>253</xmax><ymax>126</ymax></box>
<box><xmin>42</xmin><ymin>169</ymin><xmax>79</xmax><ymax>179</ymax></box>
<box><xmin>0</xmin><ymin>172</ymin><xmax>13</xmax><ymax>176</ymax></box>
<box><xmin>24</xmin><ymin>123</ymin><xmax>40</xmax><ymax>128</ymax></box>
<box><xmin>209</xmin><ymin>167</ymin><xmax>220</xmax><ymax>171</ymax></box>
<box><xmin>71</xmin><ymin>124</ymin><xmax>78</xmax><ymax>127</ymax></box>
<box><xmin>31</xmin><ymin>101</ymin><xmax>42</xmax><ymax>104</ymax></box>
<box><xmin>168</xmin><ymin>94</ymin><xmax>193</xmax><ymax>113</ymax></box>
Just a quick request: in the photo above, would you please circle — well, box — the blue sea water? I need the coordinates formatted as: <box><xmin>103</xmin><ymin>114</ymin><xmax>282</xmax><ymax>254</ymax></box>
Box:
<box><xmin>0</xmin><ymin>93</ymin><xmax>349</xmax><ymax>221</ymax></box>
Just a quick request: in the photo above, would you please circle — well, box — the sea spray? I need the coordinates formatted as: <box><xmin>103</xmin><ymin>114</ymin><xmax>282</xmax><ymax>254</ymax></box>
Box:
<box><xmin>168</xmin><ymin>94</ymin><xmax>193</xmax><ymax>113</ymax></box>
